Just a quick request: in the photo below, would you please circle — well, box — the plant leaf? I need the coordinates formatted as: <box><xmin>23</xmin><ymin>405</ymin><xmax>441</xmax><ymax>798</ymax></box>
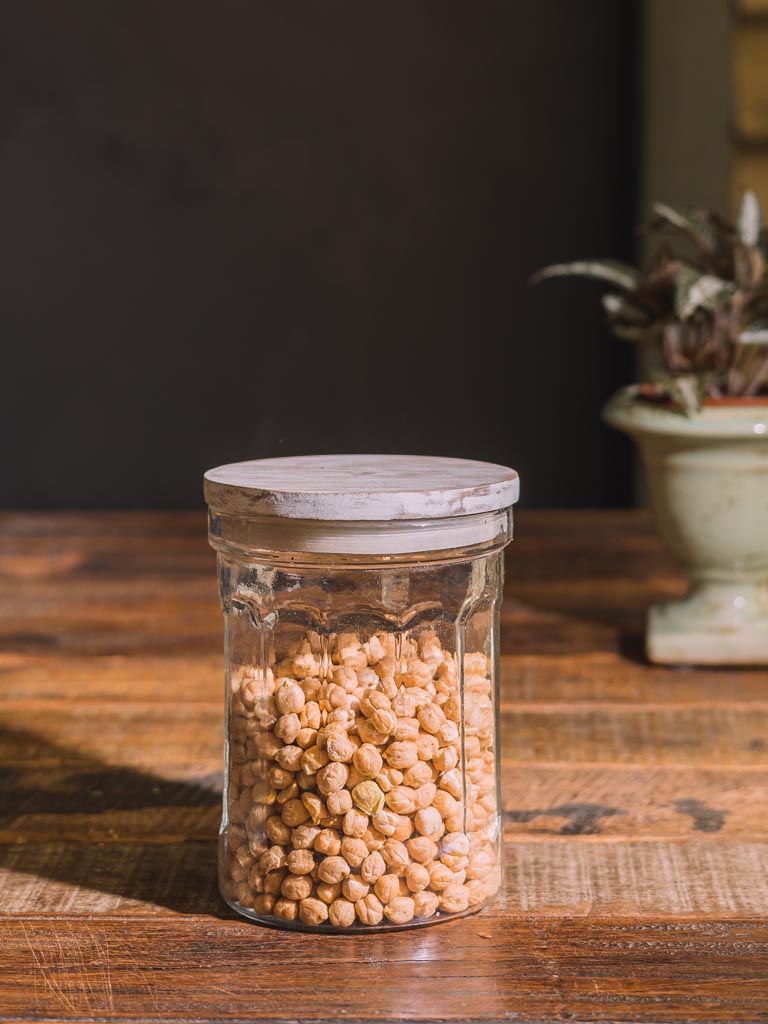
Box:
<box><xmin>602</xmin><ymin>294</ymin><xmax>648</xmax><ymax>321</ymax></box>
<box><xmin>738</xmin><ymin>319</ymin><xmax>768</xmax><ymax>345</ymax></box>
<box><xmin>674</xmin><ymin>267</ymin><xmax>734</xmax><ymax>318</ymax></box>
<box><xmin>530</xmin><ymin>259</ymin><xmax>640</xmax><ymax>291</ymax></box>
<box><xmin>738</xmin><ymin>190</ymin><xmax>763</xmax><ymax>248</ymax></box>
<box><xmin>652</xmin><ymin>202</ymin><xmax>717</xmax><ymax>253</ymax></box>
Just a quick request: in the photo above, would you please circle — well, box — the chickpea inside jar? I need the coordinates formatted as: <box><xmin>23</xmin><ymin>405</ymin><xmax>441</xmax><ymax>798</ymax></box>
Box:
<box><xmin>204</xmin><ymin>455</ymin><xmax>518</xmax><ymax>931</ymax></box>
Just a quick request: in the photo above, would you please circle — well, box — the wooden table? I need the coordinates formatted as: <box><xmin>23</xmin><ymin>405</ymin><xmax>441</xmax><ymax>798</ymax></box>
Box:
<box><xmin>1</xmin><ymin>510</ymin><xmax>766</xmax><ymax>1022</ymax></box>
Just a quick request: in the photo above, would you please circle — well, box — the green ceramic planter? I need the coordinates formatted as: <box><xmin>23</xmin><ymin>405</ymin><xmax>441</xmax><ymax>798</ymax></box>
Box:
<box><xmin>604</xmin><ymin>389</ymin><xmax>768</xmax><ymax>665</ymax></box>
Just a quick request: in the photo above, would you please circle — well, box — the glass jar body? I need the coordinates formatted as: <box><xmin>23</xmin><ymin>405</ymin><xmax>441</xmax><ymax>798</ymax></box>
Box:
<box><xmin>211</xmin><ymin>512</ymin><xmax>508</xmax><ymax>931</ymax></box>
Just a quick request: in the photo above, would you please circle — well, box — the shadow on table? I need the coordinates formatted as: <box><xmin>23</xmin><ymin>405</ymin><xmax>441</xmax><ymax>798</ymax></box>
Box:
<box><xmin>0</xmin><ymin>722</ymin><xmax>229</xmax><ymax>916</ymax></box>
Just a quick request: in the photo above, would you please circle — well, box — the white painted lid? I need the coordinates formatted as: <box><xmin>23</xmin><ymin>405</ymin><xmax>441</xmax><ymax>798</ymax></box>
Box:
<box><xmin>204</xmin><ymin>455</ymin><xmax>519</xmax><ymax>521</ymax></box>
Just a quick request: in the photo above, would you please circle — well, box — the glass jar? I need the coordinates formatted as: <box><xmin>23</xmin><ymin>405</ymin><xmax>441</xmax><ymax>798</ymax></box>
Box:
<box><xmin>204</xmin><ymin>455</ymin><xmax>518</xmax><ymax>931</ymax></box>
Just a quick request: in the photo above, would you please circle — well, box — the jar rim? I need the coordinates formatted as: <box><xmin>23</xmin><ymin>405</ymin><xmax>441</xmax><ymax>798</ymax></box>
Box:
<box><xmin>208</xmin><ymin>508</ymin><xmax>513</xmax><ymax>559</ymax></box>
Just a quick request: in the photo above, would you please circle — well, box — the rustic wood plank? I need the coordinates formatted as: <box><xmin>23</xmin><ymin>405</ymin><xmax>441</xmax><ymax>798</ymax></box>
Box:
<box><xmin>0</xmin><ymin>917</ymin><xmax>765</xmax><ymax>1022</ymax></box>
<box><xmin>2</xmin><ymin>760</ymin><xmax>766</xmax><ymax>846</ymax></box>
<box><xmin>1</xmin><ymin>699</ymin><xmax>764</xmax><ymax>770</ymax></box>
<box><xmin>2</xmin><ymin>838</ymin><xmax>767</xmax><ymax>920</ymax></box>
<box><xmin>5</xmin><ymin>650</ymin><xmax>768</xmax><ymax>706</ymax></box>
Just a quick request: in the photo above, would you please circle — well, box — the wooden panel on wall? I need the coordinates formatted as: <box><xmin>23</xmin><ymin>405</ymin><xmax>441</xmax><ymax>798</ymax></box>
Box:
<box><xmin>734</xmin><ymin>25</ymin><xmax>768</xmax><ymax>140</ymax></box>
<box><xmin>736</xmin><ymin>0</ymin><xmax>768</xmax><ymax>15</ymax></box>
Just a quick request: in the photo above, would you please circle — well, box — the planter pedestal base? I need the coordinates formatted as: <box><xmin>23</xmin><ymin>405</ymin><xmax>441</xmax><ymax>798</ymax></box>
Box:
<box><xmin>648</xmin><ymin>582</ymin><xmax>768</xmax><ymax>665</ymax></box>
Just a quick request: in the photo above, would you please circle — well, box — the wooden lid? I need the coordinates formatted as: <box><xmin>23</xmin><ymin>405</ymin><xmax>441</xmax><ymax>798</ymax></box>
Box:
<box><xmin>204</xmin><ymin>454</ymin><xmax>519</xmax><ymax>521</ymax></box>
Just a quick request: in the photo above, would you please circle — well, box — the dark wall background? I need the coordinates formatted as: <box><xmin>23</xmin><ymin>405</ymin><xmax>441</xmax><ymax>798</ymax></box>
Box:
<box><xmin>0</xmin><ymin>1</ymin><xmax>637</xmax><ymax>508</ymax></box>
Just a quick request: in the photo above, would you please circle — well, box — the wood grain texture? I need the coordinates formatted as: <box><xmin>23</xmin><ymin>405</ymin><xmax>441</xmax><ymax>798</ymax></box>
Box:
<box><xmin>734</xmin><ymin>25</ymin><xmax>768</xmax><ymax>141</ymax></box>
<box><xmin>0</xmin><ymin>509</ymin><xmax>766</xmax><ymax>1022</ymax></box>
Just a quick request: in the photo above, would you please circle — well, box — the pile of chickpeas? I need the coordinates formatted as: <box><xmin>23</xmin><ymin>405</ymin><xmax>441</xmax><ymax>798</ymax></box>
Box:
<box><xmin>221</xmin><ymin>630</ymin><xmax>499</xmax><ymax>929</ymax></box>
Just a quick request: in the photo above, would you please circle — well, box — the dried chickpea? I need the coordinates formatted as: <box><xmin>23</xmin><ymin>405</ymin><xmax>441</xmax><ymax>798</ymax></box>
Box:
<box><xmin>276</xmin><ymin>781</ymin><xmax>299</xmax><ymax>806</ymax></box>
<box><xmin>314</xmin><ymin>829</ymin><xmax>342</xmax><ymax>856</ymax></box>
<box><xmin>275</xmin><ymin>682</ymin><xmax>305</xmax><ymax>715</ymax></box>
<box><xmin>299</xmin><ymin>897</ymin><xmax>329</xmax><ymax>926</ymax></box>
<box><xmin>296</xmin><ymin>728</ymin><xmax>319</xmax><ymax>750</ymax></box>
<box><xmin>381</xmin><ymin>839</ymin><xmax>410</xmax><ymax>874</ymax></box>
<box><xmin>415</xmin><ymin>733</ymin><xmax>439</xmax><ymax>762</ymax></box>
<box><xmin>374</xmin><ymin>874</ymin><xmax>401</xmax><ymax>905</ymax></box>
<box><xmin>274</xmin><ymin>745</ymin><xmax>303</xmax><ymax>772</ymax></box>
<box><xmin>466</xmin><ymin>849</ymin><xmax>494</xmax><ymax>881</ymax></box>
<box><xmin>359</xmin><ymin>689</ymin><xmax>391</xmax><ymax>716</ymax></box>
<box><xmin>281</xmin><ymin>798</ymin><xmax>310</xmax><ymax>827</ymax></box>
<box><xmin>259</xmin><ymin>846</ymin><xmax>286</xmax><ymax>874</ymax></box>
<box><xmin>316</xmin><ymin>761</ymin><xmax>349</xmax><ymax>795</ymax></box>
<box><xmin>432</xmin><ymin>790</ymin><xmax>459</xmax><ymax>819</ymax></box>
<box><xmin>340</xmin><ymin>837</ymin><xmax>368</xmax><ymax>868</ymax></box>
<box><xmin>301</xmin><ymin>701</ymin><xmax>322</xmax><ymax>730</ymax></box>
<box><xmin>385</xmin><ymin>786</ymin><xmax>416</xmax><ymax>815</ymax></box>
<box><xmin>441</xmin><ymin>832</ymin><xmax>470</xmax><ymax>858</ymax></box>
<box><xmin>438</xmin><ymin>768</ymin><xmax>463</xmax><ymax>799</ymax></box>
<box><xmin>372</xmin><ymin>810</ymin><xmax>398</xmax><ymax>837</ymax></box>
<box><xmin>355</xmin><ymin>893</ymin><xmax>384</xmax><ymax>926</ymax></box>
<box><xmin>439</xmin><ymin>884</ymin><xmax>470</xmax><ymax>914</ymax></box>
<box><xmin>235</xmin><ymin>881</ymin><xmax>254</xmax><ymax>907</ymax></box>
<box><xmin>301</xmin><ymin>745</ymin><xmax>329</xmax><ymax>775</ymax></box>
<box><xmin>405</xmin><ymin>863</ymin><xmax>430</xmax><ymax>893</ymax></box>
<box><xmin>391</xmin><ymin>814</ymin><xmax>415</xmax><ymax>843</ymax></box>
<box><xmin>374</xmin><ymin>772</ymin><xmax>393</xmax><ymax>794</ymax></box>
<box><xmin>326</xmin><ymin>788</ymin><xmax>353</xmax><ymax>815</ymax></box>
<box><xmin>413</xmin><ymin>890</ymin><xmax>440</xmax><ymax>918</ymax></box>
<box><xmin>300</xmin><ymin>792</ymin><xmax>326</xmax><ymax>824</ymax></box>
<box><xmin>274</xmin><ymin>713</ymin><xmax>301</xmax><ymax>745</ymax></box>
<box><xmin>352</xmin><ymin>780</ymin><xmax>385</xmax><ymax>815</ymax></box>
<box><xmin>281</xmin><ymin>873</ymin><xmax>313</xmax><ymax>901</ymax></box>
<box><xmin>332</xmin><ymin>666</ymin><xmax>358</xmax><ymax>692</ymax></box>
<box><xmin>317</xmin><ymin>855</ymin><xmax>350</xmax><ymax>885</ymax></box>
<box><xmin>326</xmin><ymin>733</ymin><xmax>355</xmax><ymax>763</ymax></box>
<box><xmin>384</xmin><ymin>741</ymin><xmax>418</xmax><ymax>771</ymax></box>
<box><xmin>316</xmin><ymin>881</ymin><xmax>341</xmax><ymax>904</ymax></box>
<box><xmin>268</xmin><ymin>765</ymin><xmax>295</xmax><ymax>789</ymax></box>
<box><xmin>252</xmin><ymin>893</ymin><xmax>276</xmax><ymax>915</ymax></box>
<box><xmin>328</xmin><ymin>898</ymin><xmax>356</xmax><ymax>928</ymax></box>
<box><xmin>370</xmin><ymin>708</ymin><xmax>397</xmax><ymax>735</ymax></box>
<box><xmin>273</xmin><ymin>896</ymin><xmax>298</xmax><ymax>921</ymax></box>
<box><xmin>413</xmin><ymin>782</ymin><xmax>437</xmax><ymax>810</ymax></box>
<box><xmin>343</xmin><ymin>808</ymin><xmax>369</xmax><ymax>838</ymax></box>
<box><xmin>254</xmin><ymin>733</ymin><xmax>282</xmax><ymax>759</ymax></box>
<box><xmin>428</xmin><ymin>862</ymin><xmax>455</xmax><ymax>892</ymax></box>
<box><xmin>415</xmin><ymin>806</ymin><xmax>444</xmax><ymax>839</ymax></box>
<box><xmin>417</xmin><ymin>704</ymin><xmax>446</xmax><ymax>735</ymax></box>
<box><xmin>247</xmin><ymin>867</ymin><xmax>265</xmax><ymax>892</ymax></box>
<box><xmin>437</xmin><ymin>721</ymin><xmax>459</xmax><ymax>746</ymax></box>
<box><xmin>264</xmin><ymin>868</ymin><xmax>287</xmax><ymax>896</ymax></box>
<box><xmin>393</xmin><ymin>718</ymin><xmax>420</xmax><ymax>742</ymax></box>
<box><xmin>360</xmin><ymin>850</ymin><xmax>386</xmax><ymax>885</ymax></box>
<box><xmin>353</xmin><ymin>743</ymin><xmax>383</xmax><ymax>778</ymax></box>
<box><xmin>405</xmin><ymin>836</ymin><xmax>438</xmax><ymax>864</ymax></box>
<box><xmin>357</xmin><ymin>719</ymin><xmax>391</xmax><ymax>746</ymax></box>
<box><xmin>265</xmin><ymin>816</ymin><xmax>291</xmax><ymax>845</ymax></box>
<box><xmin>286</xmin><ymin>848</ymin><xmax>315</xmax><ymax>875</ymax></box>
<box><xmin>341</xmin><ymin>874</ymin><xmax>370</xmax><ymax>902</ymax></box>
<box><xmin>384</xmin><ymin>896</ymin><xmax>416</xmax><ymax>924</ymax></box>
<box><xmin>403</xmin><ymin>761</ymin><xmax>434</xmax><ymax>788</ymax></box>
<box><xmin>466</xmin><ymin>878</ymin><xmax>489</xmax><ymax>905</ymax></box>
<box><xmin>433</xmin><ymin>746</ymin><xmax>458</xmax><ymax>773</ymax></box>
<box><xmin>293</xmin><ymin>651</ymin><xmax>320</xmax><ymax>679</ymax></box>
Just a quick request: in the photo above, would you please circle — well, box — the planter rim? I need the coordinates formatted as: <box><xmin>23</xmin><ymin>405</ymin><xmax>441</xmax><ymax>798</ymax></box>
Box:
<box><xmin>603</xmin><ymin>387</ymin><xmax>768</xmax><ymax>440</ymax></box>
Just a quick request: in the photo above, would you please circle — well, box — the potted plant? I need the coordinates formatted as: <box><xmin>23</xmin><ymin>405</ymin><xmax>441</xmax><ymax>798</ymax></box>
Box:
<box><xmin>533</xmin><ymin>192</ymin><xmax>768</xmax><ymax>664</ymax></box>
